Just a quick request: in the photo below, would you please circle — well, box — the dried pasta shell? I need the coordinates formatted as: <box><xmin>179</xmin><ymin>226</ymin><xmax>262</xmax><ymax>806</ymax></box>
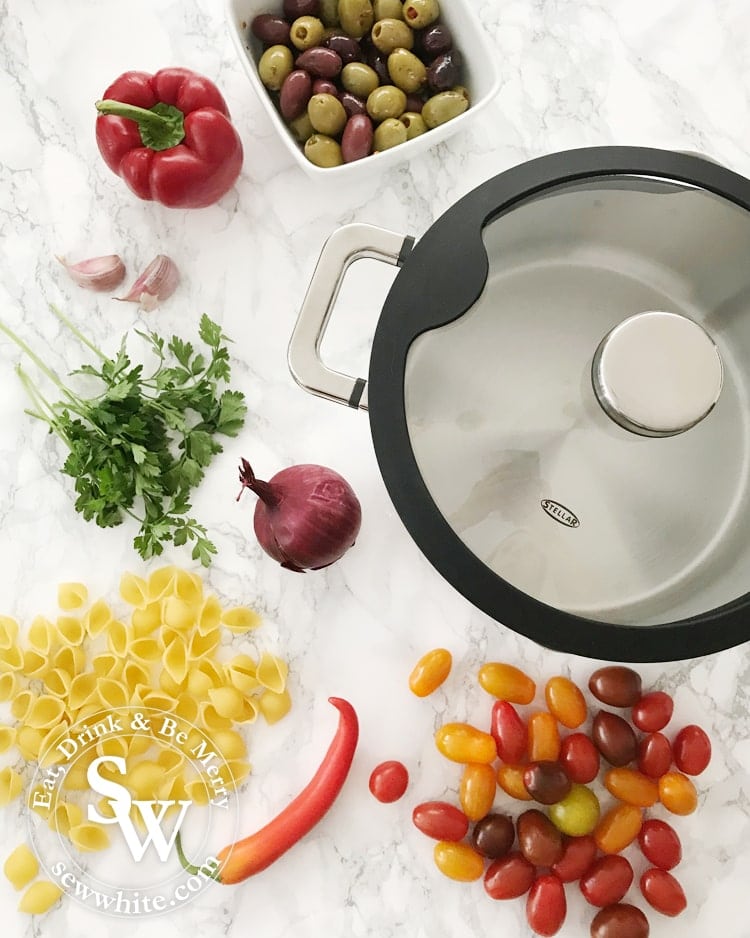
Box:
<box><xmin>58</xmin><ymin>582</ymin><xmax>88</xmax><ymax>610</ymax></box>
<box><xmin>56</xmin><ymin>615</ymin><xmax>84</xmax><ymax>646</ymax></box>
<box><xmin>259</xmin><ymin>688</ymin><xmax>292</xmax><ymax>725</ymax></box>
<box><xmin>18</xmin><ymin>880</ymin><xmax>63</xmax><ymax>914</ymax></box>
<box><xmin>69</xmin><ymin>821</ymin><xmax>110</xmax><ymax>852</ymax></box>
<box><xmin>22</xmin><ymin>649</ymin><xmax>47</xmax><ymax>678</ymax></box>
<box><xmin>257</xmin><ymin>652</ymin><xmax>289</xmax><ymax>694</ymax></box>
<box><xmin>163</xmin><ymin>596</ymin><xmax>197</xmax><ymax>631</ymax></box>
<box><xmin>122</xmin><ymin>661</ymin><xmax>150</xmax><ymax>693</ymax></box>
<box><xmin>53</xmin><ymin>645</ymin><xmax>84</xmax><ymax>676</ymax></box>
<box><xmin>189</xmin><ymin>627</ymin><xmax>220</xmax><ymax>659</ymax></box>
<box><xmin>199</xmin><ymin>703</ymin><xmax>233</xmax><ymax>731</ymax></box>
<box><xmin>173</xmin><ymin>569</ymin><xmax>203</xmax><ymax>605</ymax></box>
<box><xmin>68</xmin><ymin>673</ymin><xmax>98</xmax><ymax>711</ymax></box>
<box><xmin>39</xmin><ymin>725</ymin><xmax>70</xmax><ymax>766</ymax></box>
<box><xmin>0</xmin><ymin>725</ymin><xmax>16</xmax><ymax>753</ymax></box>
<box><xmin>211</xmin><ymin>729</ymin><xmax>247</xmax><ymax>762</ymax></box>
<box><xmin>235</xmin><ymin>696</ymin><xmax>259</xmax><ymax>724</ymax></box>
<box><xmin>148</xmin><ymin>565</ymin><xmax>177</xmax><ymax>601</ymax></box>
<box><xmin>49</xmin><ymin>801</ymin><xmax>84</xmax><ymax>837</ymax></box>
<box><xmin>95</xmin><ymin>735</ymin><xmax>130</xmax><ymax>760</ymax></box>
<box><xmin>156</xmin><ymin>748</ymin><xmax>184</xmax><ymax>778</ymax></box>
<box><xmin>0</xmin><ymin>644</ymin><xmax>24</xmax><ymax>671</ymax></box>
<box><xmin>0</xmin><ymin>672</ymin><xmax>17</xmax><ymax>701</ymax></box>
<box><xmin>91</xmin><ymin>652</ymin><xmax>119</xmax><ymax>679</ymax></box>
<box><xmin>27</xmin><ymin>695</ymin><xmax>66</xmax><ymax>729</ymax></box>
<box><xmin>11</xmin><ymin>689</ymin><xmax>35</xmax><ymax>721</ymax></box>
<box><xmin>84</xmin><ymin>599</ymin><xmax>112</xmax><ymax>637</ymax></box>
<box><xmin>119</xmin><ymin>572</ymin><xmax>149</xmax><ymax>609</ymax></box>
<box><xmin>186</xmin><ymin>667</ymin><xmax>214</xmax><ymax>698</ymax></box>
<box><xmin>131</xmin><ymin>637</ymin><xmax>162</xmax><ymax>663</ymax></box>
<box><xmin>107</xmin><ymin>620</ymin><xmax>132</xmax><ymax>657</ymax></box>
<box><xmin>0</xmin><ymin>616</ymin><xmax>19</xmax><ymax>649</ymax></box>
<box><xmin>184</xmin><ymin>777</ymin><xmax>211</xmax><ymax>805</ymax></box>
<box><xmin>159</xmin><ymin>669</ymin><xmax>185</xmax><ymax>697</ymax></box>
<box><xmin>127</xmin><ymin>760</ymin><xmax>163</xmax><ymax>800</ymax></box>
<box><xmin>207</xmin><ymin>686</ymin><xmax>244</xmax><ymax>720</ymax></box>
<box><xmin>3</xmin><ymin>844</ymin><xmax>38</xmax><ymax>890</ymax></box>
<box><xmin>16</xmin><ymin>726</ymin><xmax>46</xmax><ymax>762</ymax></box>
<box><xmin>163</xmin><ymin>637</ymin><xmax>188</xmax><ymax>684</ymax></box>
<box><xmin>198</xmin><ymin>594</ymin><xmax>222</xmax><ymax>634</ymax></box>
<box><xmin>0</xmin><ymin>766</ymin><xmax>23</xmax><ymax>805</ymax></box>
<box><xmin>224</xmin><ymin>759</ymin><xmax>252</xmax><ymax>788</ymax></box>
<box><xmin>131</xmin><ymin>602</ymin><xmax>162</xmax><ymax>637</ymax></box>
<box><xmin>225</xmin><ymin>654</ymin><xmax>259</xmax><ymax>694</ymax></box>
<box><xmin>97</xmin><ymin>678</ymin><xmax>129</xmax><ymax>710</ymax></box>
<box><xmin>221</xmin><ymin>606</ymin><xmax>261</xmax><ymax>633</ymax></box>
<box><xmin>28</xmin><ymin>616</ymin><xmax>54</xmax><ymax>653</ymax></box>
<box><xmin>173</xmin><ymin>693</ymin><xmax>199</xmax><ymax>724</ymax></box>
<box><xmin>44</xmin><ymin>668</ymin><xmax>71</xmax><ymax>698</ymax></box>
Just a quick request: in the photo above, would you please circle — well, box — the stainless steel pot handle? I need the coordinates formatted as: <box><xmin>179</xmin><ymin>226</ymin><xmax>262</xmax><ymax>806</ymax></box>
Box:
<box><xmin>288</xmin><ymin>223</ymin><xmax>414</xmax><ymax>411</ymax></box>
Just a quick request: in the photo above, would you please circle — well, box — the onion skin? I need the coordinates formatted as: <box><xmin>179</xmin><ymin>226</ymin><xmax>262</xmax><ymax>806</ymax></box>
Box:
<box><xmin>238</xmin><ymin>459</ymin><xmax>362</xmax><ymax>571</ymax></box>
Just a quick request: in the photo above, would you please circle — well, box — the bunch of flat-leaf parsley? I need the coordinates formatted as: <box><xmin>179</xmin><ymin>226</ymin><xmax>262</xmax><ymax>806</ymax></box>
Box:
<box><xmin>0</xmin><ymin>307</ymin><xmax>246</xmax><ymax>565</ymax></box>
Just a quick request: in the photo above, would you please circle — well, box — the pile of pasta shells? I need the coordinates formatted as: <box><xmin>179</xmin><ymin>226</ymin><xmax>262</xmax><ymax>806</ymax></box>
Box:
<box><xmin>0</xmin><ymin>565</ymin><xmax>292</xmax><ymax>913</ymax></box>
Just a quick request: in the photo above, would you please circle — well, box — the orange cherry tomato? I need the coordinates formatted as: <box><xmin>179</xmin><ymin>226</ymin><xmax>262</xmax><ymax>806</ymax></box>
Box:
<box><xmin>409</xmin><ymin>648</ymin><xmax>452</xmax><ymax>697</ymax></box>
<box><xmin>460</xmin><ymin>763</ymin><xmax>497</xmax><ymax>821</ymax></box>
<box><xmin>497</xmin><ymin>764</ymin><xmax>533</xmax><ymax>801</ymax></box>
<box><xmin>604</xmin><ymin>768</ymin><xmax>659</xmax><ymax>808</ymax></box>
<box><xmin>435</xmin><ymin>723</ymin><xmax>497</xmax><ymax>764</ymax></box>
<box><xmin>658</xmin><ymin>771</ymin><xmax>698</xmax><ymax>816</ymax></box>
<box><xmin>594</xmin><ymin>804</ymin><xmax>643</xmax><ymax>854</ymax></box>
<box><xmin>528</xmin><ymin>711</ymin><xmax>561</xmax><ymax>762</ymax></box>
<box><xmin>478</xmin><ymin>663</ymin><xmax>536</xmax><ymax>704</ymax></box>
<box><xmin>545</xmin><ymin>676</ymin><xmax>587</xmax><ymax>729</ymax></box>
<box><xmin>433</xmin><ymin>841</ymin><xmax>485</xmax><ymax>881</ymax></box>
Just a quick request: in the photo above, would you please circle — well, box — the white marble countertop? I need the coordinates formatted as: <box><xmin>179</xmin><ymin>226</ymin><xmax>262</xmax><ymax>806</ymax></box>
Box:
<box><xmin>1</xmin><ymin>0</ymin><xmax>749</xmax><ymax>936</ymax></box>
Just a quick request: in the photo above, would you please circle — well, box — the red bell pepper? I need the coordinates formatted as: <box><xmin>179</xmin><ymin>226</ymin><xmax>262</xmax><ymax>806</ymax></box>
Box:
<box><xmin>95</xmin><ymin>68</ymin><xmax>243</xmax><ymax>209</ymax></box>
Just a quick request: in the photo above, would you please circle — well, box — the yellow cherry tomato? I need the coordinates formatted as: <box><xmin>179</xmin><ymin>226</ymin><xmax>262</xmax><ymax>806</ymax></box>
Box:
<box><xmin>528</xmin><ymin>711</ymin><xmax>561</xmax><ymax>762</ymax></box>
<box><xmin>658</xmin><ymin>771</ymin><xmax>698</xmax><ymax>815</ymax></box>
<box><xmin>409</xmin><ymin>648</ymin><xmax>452</xmax><ymax>697</ymax></box>
<box><xmin>544</xmin><ymin>676</ymin><xmax>587</xmax><ymax>728</ymax></box>
<box><xmin>433</xmin><ymin>841</ymin><xmax>485</xmax><ymax>881</ymax></box>
<box><xmin>478</xmin><ymin>663</ymin><xmax>536</xmax><ymax>704</ymax></box>
<box><xmin>594</xmin><ymin>803</ymin><xmax>643</xmax><ymax>854</ymax></box>
<box><xmin>459</xmin><ymin>763</ymin><xmax>497</xmax><ymax>821</ymax></box>
<box><xmin>497</xmin><ymin>764</ymin><xmax>533</xmax><ymax>801</ymax></box>
<box><xmin>435</xmin><ymin>723</ymin><xmax>497</xmax><ymax>764</ymax></box>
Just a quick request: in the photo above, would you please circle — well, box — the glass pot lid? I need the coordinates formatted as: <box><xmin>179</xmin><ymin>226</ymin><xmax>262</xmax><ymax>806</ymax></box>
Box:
<box><xmin>367</xmin><ymin>148</ymin><xmax>750</xmax><ymax>661</ymax></box>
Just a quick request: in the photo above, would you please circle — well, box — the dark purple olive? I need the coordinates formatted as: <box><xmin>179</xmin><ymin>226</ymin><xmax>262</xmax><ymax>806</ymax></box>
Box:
<box><xmin>340</xmin><ymin>91</ymin><xmax>367</xmax><ymax>116</ymax></box>
<box><xmin>589</xmin><ymin>667</ymin><xmax>643</xmax><ymax>708</ymax></box>
<box><xmin>404</xmin><ymin>93</ymin><xmax>424</xmax><ymax>113</ymax></box>
<box><xmin>341</xmin><ymin>114</ymin><xmax>373</xmax><ymax>162</ymax></box>
<box><xmin>279</xmin><ymin>69</ymin><xmax>313</xmax><ymax>121</ymax></box>
<box><xmin>250</xmin><ymin>14</ymin><xmax>291</xmax><ymax>46</ymax></box>
<box><xmin>427</xmin><ymin>49</ymin><xmax>463</xmax><ymax>92</ymax></box>
<box><xmin>472</xmin><ymin>813</ymin><xmax>515</xmax><ymax>859</ymax></box>
<box><xmin>523</xmin><ymin>762</ymin><xmax>572</xmax><ymax>805</ymax></box>
<box><xmin>366</xmin><ymin>48</ymin><xmax>390</xmax><ymax>84</ymax></box>
<box><xmin>592</xmin><ymin>711</ymin><xmax>638</xmax><ymax>766</ymax></box>
<box><xmin>283</xmin><ymin>0</ymin><xmax>320</xmax><ymax>17</ymax></box>
<box><xmin>323</xmin><ymin>32</ymin><xmax>363</xmax><ymax>64</ymax></box>
<box><xmin>517</xmin><ymin>809</ymin><xmax>564</xmax><ymax>867</ymax></box>
<box><xmin>296</xmin><ymin>46</ymin><xmax>343</xmax><ymax>78</ymax></box>
<box><xmin>312</xmin><ymin>78</ymin><xmax>339</xmax><ymax>96</ymax></box>
<box><xmin>420</xmin><ymin>22</ymin><xmax>453</xmax><ymax>58</ymax></box>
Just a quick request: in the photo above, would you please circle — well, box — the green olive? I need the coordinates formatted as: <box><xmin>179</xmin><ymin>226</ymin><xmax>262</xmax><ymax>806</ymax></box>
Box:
<box><xmin>399</xmin><ymin>110</ymin><xmax>427</xmax><ymax>139</ymax></box>
<box><xmin>304</xmin><ymin>134</ymin><xmax>344</xmax><ymax>167</ymax></box>
<box><xmin>374</xmin><ymin>0</ymin><xmax>403</xmax><ymax>19</ymax></box>
<box><xmin>338</xmin><ymin>0</ymin><xmax>375</xmax><ymax>38</ymax></box>
<box><xmin>308</xmin><ymin>93</ymin><xmax>348</xmax><ymax>136</ymax></box>
<box><xmin>319</xmin><ymin>0</ymin><xmax>340</xmax><ymax>27</ymax></box>
<box><xmin>341</xmin><ymin>62</ymin><xmax>380</xmax><ymax>97</ymax></box>
<box><xmin>371</xmin><ymin>17</ymin><xmax>414</xmax><ymax>53</ymax></box>
<box><xmin>258</xmin><ymin>45</ymin><xmax>294</xmax><ymax>91</ymax></box>
<box><xmin>422</xmin><ymin>89</ymin><xmax>469</xmax><ymax>128</ymax></box>
<box><xmin>366</xmin><ymin>84</ymin><xmax>407</xmax><ymax>121</ymax></box>
<box><xmin>402</xmin><ymin>0</ymin><xmax>440</xmax><ymax>29</ymax></box>
<box><xmin>290</xmin><ymin>15</ymin><xmax>325</xmax><ymax>50</ymax></box>
<box><xmin>289</xmin><ymin>111</ymin><xmax>315</xmax><ymax>143</ymax></box>
<box><xmin>387</xmin><ymin>48</ymin><xmax>426</xmax><ymax>93</ymax></box>
<box><xmin>373</xmin><ymin>117</ymin><xmax>408</xmax><ymax>150</ymax></box>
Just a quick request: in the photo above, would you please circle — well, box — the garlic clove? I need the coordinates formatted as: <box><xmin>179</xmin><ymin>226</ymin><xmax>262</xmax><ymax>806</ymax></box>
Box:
<box><xmin>117</xmin><ymin>255</ymin><xmax>180</xmax><ymax>311</ymax></box>
<box><xmin>57</xmin><ymin>254</ymin><xmax>126</xmax><ymax>292</ymax></box>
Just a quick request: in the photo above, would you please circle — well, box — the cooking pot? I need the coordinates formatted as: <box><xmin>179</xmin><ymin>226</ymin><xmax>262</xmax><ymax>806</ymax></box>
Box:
<box><xmin>288</xmin><ymin>147</ymin><xmax>750</xmax><ymax>662</ymax></box>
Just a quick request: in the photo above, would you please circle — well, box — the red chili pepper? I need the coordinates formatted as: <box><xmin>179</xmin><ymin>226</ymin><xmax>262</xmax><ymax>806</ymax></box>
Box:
<box><xmin>95</xmin><ymin>68</ymin><xmax>243</xmax><ymax>208</ymax></box>
<box><xmin>178</xmin><ymin>696</ymin><xmax>359</xmax><ymax>884</ymax></box>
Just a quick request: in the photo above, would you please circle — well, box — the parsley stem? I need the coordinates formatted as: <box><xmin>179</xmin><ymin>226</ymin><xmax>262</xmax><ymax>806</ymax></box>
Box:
<box><xmin>49</xmin><ymin>304</ymin><xmax>109</xmax><ymax>363</ymax></box>
<box><xmin>0</xmin><ymin>318</ymin><xmax>73</xmax><ymax>399</ymax></box>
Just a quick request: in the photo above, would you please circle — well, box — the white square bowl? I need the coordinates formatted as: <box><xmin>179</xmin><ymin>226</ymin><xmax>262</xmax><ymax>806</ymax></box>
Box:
<box><xmin>225</xmin><ymin>0</ymin><xmax>501</xmax><ymax>179</ymax></box>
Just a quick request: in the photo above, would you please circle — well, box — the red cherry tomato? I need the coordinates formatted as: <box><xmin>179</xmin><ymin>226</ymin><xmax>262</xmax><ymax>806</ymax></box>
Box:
<box><xmin>632</xmin><ymin>691</ymin><xmax>674</xmax><ymax>732</ymax></box>
<box><xmin>490</xmin><ymin>700</ymin><xmax>527</xmax><ymax>763</ymax></box>
<box><xmin>672</xmin><ymin>724</ymin><xmax>711</xmax><ymax>775</ymax></box>
<box><xmin>580</xmin><ymin>855</ymin><xmax>634</xmax><ymax>907</ymax></box>
<box><xmin>369</xmin><ymin>760</ymin><xmax>409</xmax><ymax>803</ymax></box>
<box><xmin>412</xmin><ymin>801</ymin><xmax>469</xmax><ymax>841</ymax></box>
<box><xmin>484</xmin><ymin>851</ymin><xmax>536</xmax><ymax>900</ymax></box>
<box><xmin>637</xmin><ymin>732</ymin><xmax>673</xmax><ymax>778</ymax></box>
<box><xmin>638</xmin><ymin>818</ymin><xmax>682</xmax><ymax>870</ymax></box>
<box><xmin>559</xmin><ymin>732</ymin><xmax>600</xmax><ymax>783</ymax></box>
<box><xmin>551</xmin><ymin>834</ymin><xmax>598</xmax><ymax>883</ymax></box>
<box><xmin>640</xmin><ymin>868</ymin><xmax>687</xmax><ymax>916</ymax></box>
<box><xmin>526</xmin><ymin>874</ymin><xmax>566</xmax><ymax>936</ymax></box>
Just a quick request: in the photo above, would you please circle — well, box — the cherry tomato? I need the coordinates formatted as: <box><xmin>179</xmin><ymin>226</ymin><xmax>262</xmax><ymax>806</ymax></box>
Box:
<box><xmin>551</xmin><ymin>835</ymin><xmax>598</xmax><ymax>883</ymax></box>
<box><xmin>637</xmin><ymin>732</ymin><xmax>672</xmax><ymax>778</ymax></box>
<box><xmin>526</xmin><ymin>874</ymin><xmax>566</xmax><ymax>937</ymax></box>
<box><xmin>497</xmin><ymin>764</ymin><xmax>534</xmax><ymax>801</ymax></box>
<box><xmin>528</xmin><ymin>711</ymin><xmax>561</xmax><ymax>762</ymax></box>
<box><xmin>672</xmin><ymin>724</ymin><xmax>711</xmax><ymax>775</ymax></box>
<box><xmin>588</xmin><ymin>666</ymin><xmax>642</xmax><ymax>707</ymax></box>
<box><xmin>369</xmin><ymin>760</ymin><xmax>409</xmax><ymax>803</ymax></box>
<box><xmin>580</xmin><ymin>855</ymin><xmax>634</xmax><ymax>906</ymax></box>
<box><xmin>490</xmin><ymin>700</ymin><xmax>527</xmax><ymax>763</ymax></box>
<box><xmin>604</xmin><ymin>768</ymin><xmax>659</xmax><ymax>807</ymax></box>
<box><xmin>640</xmin><ymin>868</ymin><xmax>687</xmax><ymax>916</ymax></box>
<box><xmin>592</xmin><ymin>711</ymin><xmax>637</xmax><ymax>766</ymax></box>
<box><xmin>435</xmin><ymin>722</ymin><xmax>497</xmax><ymax>764</ymax></box>
<box><xmin>523</xmin><ymin>761</ymin><xmax>572</xmax><ymax>805</ymax></box>
<box><xmin>472</xmin><ymin>813</ymin><xmax>515</xmax><ymax>858</ymax></box>
<box><xmin>484</xmin><ymin>851</ymin><xmax>535</xmax><ymax>899</ymax></box>
<box><xmin>517</xmin><ymin>809</ymin><xmax>564</xmax><ymax>867</ymax></box>
<box><xmin>631</xmin><ymin>691</ymin><xmax>673</xmax><ymax>733</ymax></box>
<box><xmin>545</xmin><ymin>676</ymin><xmax>587</xmax><ymax>728</ymax></box>
<box><xmin>594</xmin><ymin>803</ymin><xmax>643</xmax><ymax>854</ymax></box>
<box><xmin>478</xmin><ymin>662</ymin><xmax>536</xmax><ymax>704</ymax></box>
<box><xmin>409</xmin><ymin>647</ymin><xmax>452</xmax><ymax>697</ymax></box>
<box><xmin>637</xmin><ymin>818</ymin><xmax>682</xmax><ymax>870</ymax></box>
<box><xmin>433</xmin><ymin>841</ymin><xmax>485</xmax><ymax>881</ymax></box>
<box><xmin>460</xmin><ymin>762</ymin><xmax>497</xmax><ymax>821</ymax></box>
<box><xmin>658</xmin><ymin>771</ymin><xmax>697</xmax><ymax>815</ymax></box>
<box><xmin>590</xmin><ymin>903</ymin><xmax>650</xmax><ymax>938</ymax></box>
<box><xmin>412</xmin><ymin>801</ymin><xmax>469</xmax><ymax>842</ymax></box>
<box><xmin>560</xmin><ymin>732</ymin><xmax>600</xmax><ymax>783</ymax></box>
<box><xmin>548</xmin><ymin>783</ymin><xmax>601</xmax><ymax>836</ymax></box>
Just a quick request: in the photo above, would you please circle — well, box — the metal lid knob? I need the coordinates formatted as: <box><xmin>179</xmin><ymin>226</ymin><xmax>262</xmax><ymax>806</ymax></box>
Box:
<box><xmin>592</xmin><ymin>311</ymin><xmax>723</xmax><ymax>437</ymax></box>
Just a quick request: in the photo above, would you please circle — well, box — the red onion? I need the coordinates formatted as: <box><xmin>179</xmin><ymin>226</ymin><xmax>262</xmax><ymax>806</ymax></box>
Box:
<box><xmin>237</xmin><ymin>458</ymin><xmax>362</xmax><ymax>571</ymax></box>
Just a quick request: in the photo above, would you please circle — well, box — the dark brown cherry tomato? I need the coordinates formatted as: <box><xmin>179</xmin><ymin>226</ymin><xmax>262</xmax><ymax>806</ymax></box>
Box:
<box><xmin>517</xmin><ymin>809</ymin><xmax>564</xmax><ymax>867</ymax></box>
<box><xmin>484</xmin><ymin>851</ymin><xmax>535</xmax><ymax>900</ymax></box>
<box><xmin>637</xmin><ymin>732</ymin><xmax>672</xmax><ymax>779</ymax></box>
<box><xmin>472</xmin><ymin>813</ymin><xmax>515</xmax><ymax>858</ymax></box>
<box><xmin>592</xmin><ymin>711</ymin><xmax>637</xmax><ymax>766</ymax></box>
<box><xmin>590</xmin><ymin>903</ymin><xmax>650</xmax><ymax>938</ymax></box>
<box><xmin>526</xmin><ymin>874</ymin><xmax>567</xmax><ymax>937</ymax></box>
<box><xmin>640</xmin><ymin>868</ymin><xmax>687</xmax><ymax>916</ymax></box>
<box><xmin>560</xmin><ymin>732</ymin><xmax>600</xmax><ymax>783</ymax></box>
<box><xmin>490</xmin><ymin>700</ymin><xmax>527</xmax><ymax>763</ymax></box>
<box><xmin>672</xmin><ymin>724</ymin><xmax>711</xmax><ymax>775</ymax></box>
<box><xmin>523</xmin><ymin>761</ymin><xmax>572</xmax><ymax>805</ymax></box>
<box><xmin>580</xmin><ymin>855</ymin><xmax>634</xmax><ymax>906</ymax></box>
<box><xmin>369</xmin><ymin>760</ymin><xmax>408</xmax><ymax>802</ymax></box>
<box><xmin>631</xmin><ymin>691</ymin><xmax>673</xmax><ymax>733</ymax></box>
<box><xmin>637</xmin><ymin>819</ymin><xmax>682</xmax><ymax>870</ymax></box>
<box><xmin>551</xmin><ymin>834</ymin><xmax>598</xmax><ymax>883</ymax></box>
<box><xmin>412</xmin><ymin>801</ymin><xmax>469</xmax><ymax>841</ymax></box>
<box><xmin>589</xmin><ymin>667</ymin><xmax>642</xmax><ymax>708</ymax></box>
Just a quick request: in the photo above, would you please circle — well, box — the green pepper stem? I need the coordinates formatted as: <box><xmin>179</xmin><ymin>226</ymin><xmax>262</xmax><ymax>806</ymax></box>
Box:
<box><xmin>95</xmin><ymin>99</ymin><xmax>186</xmax><ymax>151</ymax></box>
<box><xmin>174</xmin><ymin>832</ymin><xmax>221</xmax><ymax>881</ymax></box>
